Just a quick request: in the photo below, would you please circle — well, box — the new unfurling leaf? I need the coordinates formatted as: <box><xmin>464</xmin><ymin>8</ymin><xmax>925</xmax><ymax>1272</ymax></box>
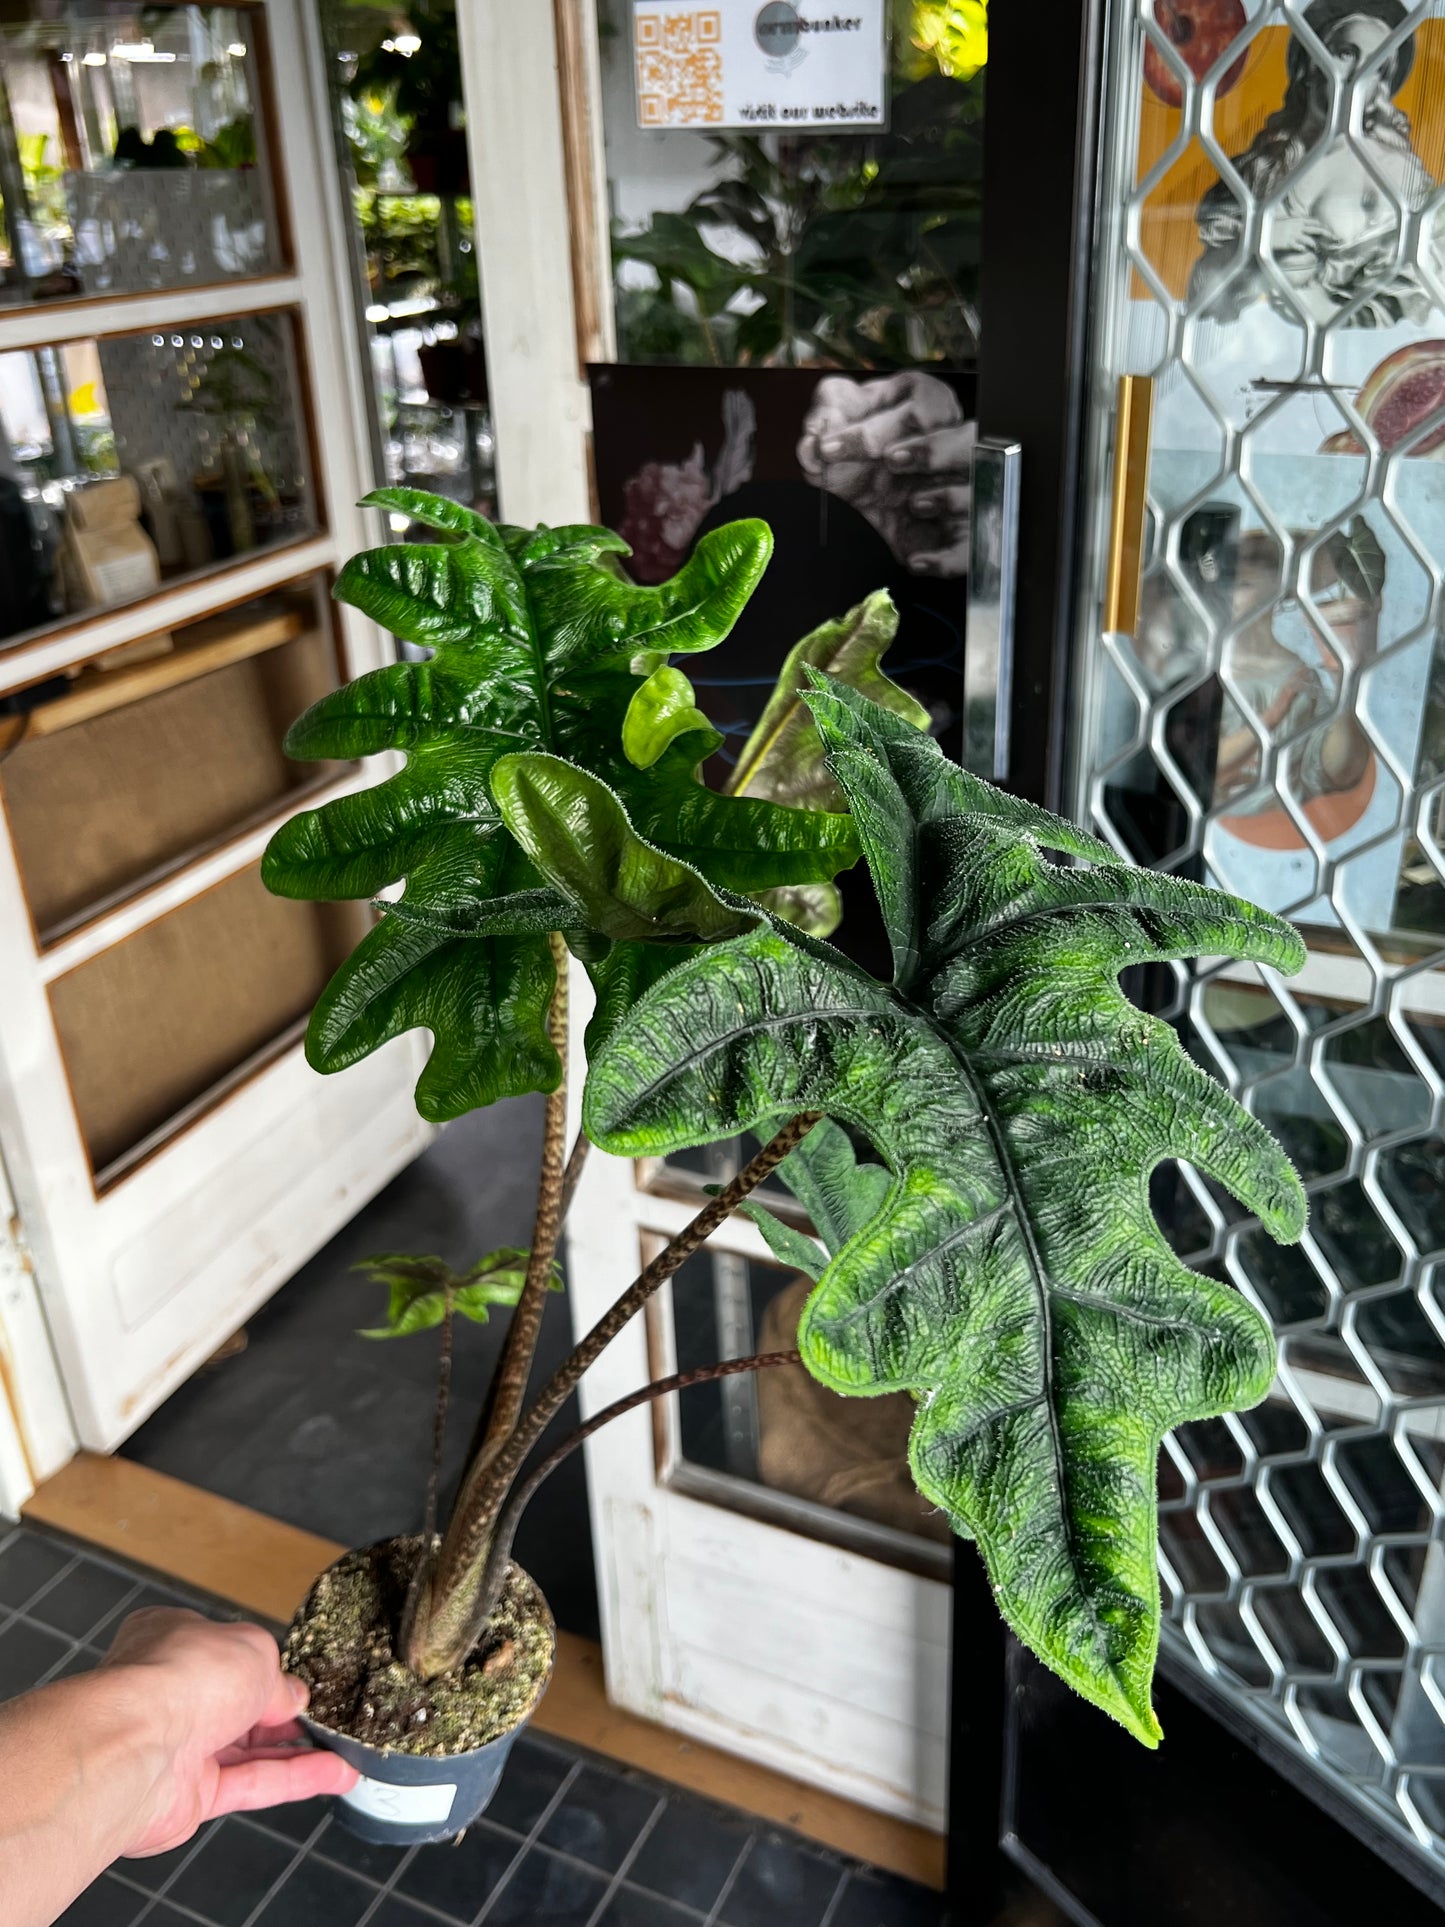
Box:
<box><xmin>585</xmin><ymin>676</ymin><xmax>1306</xmax><ymax>1745</ymax></box>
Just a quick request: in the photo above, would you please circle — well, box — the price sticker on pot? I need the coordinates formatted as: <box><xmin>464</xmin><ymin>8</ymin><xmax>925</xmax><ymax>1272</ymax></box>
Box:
<box><xmin>633</xmin><ymin>1</ymin><xmax>888</xmax><ymax>130</ymax></box>
<box><xmin>341</xmin><ymin>1775</ymin><xmax>458</xmax><ymax>1827</ymax></box>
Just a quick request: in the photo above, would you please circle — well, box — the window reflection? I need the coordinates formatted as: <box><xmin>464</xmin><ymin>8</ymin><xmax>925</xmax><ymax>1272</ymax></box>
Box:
<box><xmin>0</xmin><ymin>4</ymin><xmax>275</xmax><ymax>305</ymax></box>
<box><xmin>599</xmin><ymin>0</ymin><xmax>985</xmax><ymax>368</ymax></box>
<box><xmin>0</xmin><ymin>310</ymin><xmax>313</xmax><ymax>642</ymax></box>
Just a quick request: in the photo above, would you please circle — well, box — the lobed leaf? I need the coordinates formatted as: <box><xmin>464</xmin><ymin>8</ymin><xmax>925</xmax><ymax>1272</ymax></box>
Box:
<box><xmin>585</xmin><ymin>679</ymin><xmax>1307</xmax><ymax>1746</ymax></box>
<box><xmin>262</xmin><ymin>498</ymin><xmax>859</xmax><ymax>1118</ymax></box>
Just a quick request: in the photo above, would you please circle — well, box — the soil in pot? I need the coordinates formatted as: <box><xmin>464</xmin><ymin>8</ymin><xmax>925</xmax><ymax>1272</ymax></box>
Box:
<box><xmin>284</xmin><ymin>1536</ymin><xmax>554</xmax><ymax>1755</ymax></box>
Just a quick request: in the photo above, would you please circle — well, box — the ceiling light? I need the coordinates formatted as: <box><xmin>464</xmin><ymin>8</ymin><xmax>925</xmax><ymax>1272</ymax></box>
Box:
<box><xmin>393</xmin><ymin>30</ymin><xmax>421</xmax><ymax>54</ymax></box>
<box><xmin>226</xmin><ymin>41</ymin><xmax>246</xmax><ymax>57</ymax></box>
<box><xmin>81</xmin><ymin>49</ymin><xmax>106</xmax><ymax>65</ymax></box>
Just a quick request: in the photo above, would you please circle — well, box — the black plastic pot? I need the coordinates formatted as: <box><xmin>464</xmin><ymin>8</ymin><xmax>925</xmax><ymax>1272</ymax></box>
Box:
<box><xmin>300</xmin><ymin>1707</ymin><xmax>534</xmax><ymax>1845</ymax></box>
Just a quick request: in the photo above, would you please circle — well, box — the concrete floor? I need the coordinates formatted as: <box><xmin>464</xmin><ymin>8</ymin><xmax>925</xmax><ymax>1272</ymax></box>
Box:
<box><xmin>123</xmin><ymin>1096</ymin><xmax>599</xmax><ymax>1640</ymax></box>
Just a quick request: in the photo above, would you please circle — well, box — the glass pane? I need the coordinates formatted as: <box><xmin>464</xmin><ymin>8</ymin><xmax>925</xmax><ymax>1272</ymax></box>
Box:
<box><xmin>317</xmin><ymin>0</ymin><xmax>497</xmax><ymax>522</ymax></box>
<box><xmin>1</xmin><ymin>573</ymin><xmax>341</xmax><ymax>940</ymax></box>
<box><xmin>598</xmin><ymin>0</ymin><xmax>985</xmax><ymax>369</ymax></box>
<box><xmin>666</xmin><ymin>1242</ymin><xmax>950</xmax><ymax>1553</ymax></box>
<box><xmin>1078</xmin><ymin>0</ymin><xmax>1445</xmax><ymax>1877</ymax></box>
<box><xmin>0</xmin><ymin>4</ymin><xmax>278</xmax><ymax>306</ymax></box>
<box><xmin>0</xmin><ymin>308</ymin><xmax>315</xmax><ymax>646</ymax></box>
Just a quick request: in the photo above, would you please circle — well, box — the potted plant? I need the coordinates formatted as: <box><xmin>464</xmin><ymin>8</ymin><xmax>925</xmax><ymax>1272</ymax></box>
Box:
<box><xmin>263</xmin><ymin>489</ymin><xmax>1305</xmax><ymax>1843</ymax></box>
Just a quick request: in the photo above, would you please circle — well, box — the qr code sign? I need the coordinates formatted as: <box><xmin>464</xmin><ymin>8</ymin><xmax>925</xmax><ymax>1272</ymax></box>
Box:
<box><xmin>636</xmin><ymin>10</ymin><xmax>723</xmax><ymax>126</ymax></box>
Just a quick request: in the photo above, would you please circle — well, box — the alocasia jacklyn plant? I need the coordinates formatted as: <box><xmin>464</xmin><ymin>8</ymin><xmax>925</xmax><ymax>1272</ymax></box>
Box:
<box><xmin>265</xmin><ymin>489</ymin><xmax>1304</xmax><ymax>1749</ymax></box>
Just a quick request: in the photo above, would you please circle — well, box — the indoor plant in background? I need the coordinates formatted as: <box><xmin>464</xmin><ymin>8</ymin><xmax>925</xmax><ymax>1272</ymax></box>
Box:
<box><xmin>262</xmin><ymin>489</ymin><xmax>1306</xmax><ymax>1844</ymax></box>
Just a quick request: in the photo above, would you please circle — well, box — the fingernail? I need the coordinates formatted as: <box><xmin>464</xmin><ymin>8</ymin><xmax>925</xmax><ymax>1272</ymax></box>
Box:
<box><xmin>287</xmin><ymin>1674</ymin><xmax>309</xmax><ymax>1712</ymax></box>
<box><xmin>887</xmin><ymin>447</ymin><xmax>916</xmax><ymax>470</ymax></box>
<box><xmin>819</xmin><ymin>436</ymin><xmax>844</xmax><ymax>458</ymax></box>
<box><xmin>914</xmin><ymin>493</ymin><xmax>937</xmax><ymax>514</ymax></box>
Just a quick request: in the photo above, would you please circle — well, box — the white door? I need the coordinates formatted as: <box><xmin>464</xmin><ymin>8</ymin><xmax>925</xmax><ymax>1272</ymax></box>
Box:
<box><xmin>0</xmin><ymin>0</ymin><xmax>431</xmax><ymax>1491</ymax></box>
<box><xmin>457</xmin><ymin>3</ymin><xmax>958</xmax><ymax>1825</ymax></box>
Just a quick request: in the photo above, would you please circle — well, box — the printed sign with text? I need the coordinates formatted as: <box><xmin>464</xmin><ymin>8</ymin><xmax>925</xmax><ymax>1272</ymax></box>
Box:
<box><xmin>632</xmin><ymin>1</ymin><xmax>887</xmax><ymax>131</ymax></box>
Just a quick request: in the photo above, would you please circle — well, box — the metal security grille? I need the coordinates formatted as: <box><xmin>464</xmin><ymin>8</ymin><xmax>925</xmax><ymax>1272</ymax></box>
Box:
<box><xmin>1075</xmin><ymin>0</ymin><xmax>1445</xmax><ymax>1871</ymax></box>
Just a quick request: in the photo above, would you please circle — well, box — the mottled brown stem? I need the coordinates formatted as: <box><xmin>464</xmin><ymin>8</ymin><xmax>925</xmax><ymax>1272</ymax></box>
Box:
<box><xmin>424</xmin><ymin>1285</ymin><xmax>455</xmax><ymax>1543</ymax></box>
<box><xmin>410</xmin><ymin>1112</ymin><xmax>820</xmax><ymax>1676</ymax></box>
<box><xmin>558</xmin><ymin>1127</ymin><xmax>591</xmax><ymax>1221</ymax></box>
<box><xmin>468</xmin><ymin>934</ymin><xmax>571</xmax><ymax>1472</ymax></box>
<box><xmin>463</xmin><ymin>1351</ymin><xmax>802</xmax><ymax>1658</ymax></box>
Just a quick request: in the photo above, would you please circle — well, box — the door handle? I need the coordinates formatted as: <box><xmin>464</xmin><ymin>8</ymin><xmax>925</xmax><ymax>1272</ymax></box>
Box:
<box><xmin>1103</xmin><ymin>374</ymin><xmax>1154</xmax><ymax>638</ymax></box>
<box><xmin>963</xmin><ymin>435</ymin><xmax>1023</xmax><ymax>783</ymax></box>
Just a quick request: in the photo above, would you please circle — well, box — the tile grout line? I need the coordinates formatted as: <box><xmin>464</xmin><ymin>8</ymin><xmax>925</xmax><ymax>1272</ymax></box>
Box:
<box><xmin>472</xmin><ymin>1756</ymin><xmax>585</xmax><ymax>1925</ymax></box>
<box><xmin>112</xmin><ymin>1823</ymin><xmax>235</xmax><ymax>1927</ymax></box>
<box><xmin>817</xmin><ymin>1866</ymin><xmax>855</xmax><ymax>1927</ymax></box>
<box><xmin>701</xmin><ymin>1831</ymin><xmax>758</xmax><ymax>1927</ymax></box>
<box><xmin>581</xmin><ymin>1792</ymin><xmax>670</xmax><ymax>1927</ymax></box>
<box><xmin>235</xmin><ymin>1817</ymin><xmax>331</xmax><ymax>1927</ymax></box>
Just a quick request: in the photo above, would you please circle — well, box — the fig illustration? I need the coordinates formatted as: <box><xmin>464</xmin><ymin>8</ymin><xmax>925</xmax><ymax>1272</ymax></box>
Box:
<box><xmin>1356</xmin><ymin>340</ymin><xmax>1445</xmax><ymax>456</ymax></box>
<box><xmin>1143</xmin><ymin>0</ymin><xmax>1249</xmax><ymax>108</ymax></box>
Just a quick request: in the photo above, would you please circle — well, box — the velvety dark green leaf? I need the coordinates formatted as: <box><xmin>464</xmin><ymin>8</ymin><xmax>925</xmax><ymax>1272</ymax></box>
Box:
<box><xmin>727</xmin><ymin>592</ymin><xmax>930</xmax><ymax>812</ymax></box>
<box><xmin>585</xmin><ymin>681</ymin><xmax>1307</xmax><ymax>1746</ymax></box>
<box><xmin>263</xmin><ymin>497</ymin><xmax>857</xmax><ymax>1118</ymax></box>
<box><xmin>771</xmin><ymin>1118</ymin><xmax>893</xmax><ymax>1253</ymax></box>
<box><xmin>735</xmin><ymin>1201</ymin><xmax>827</xmax><ymax>1280</ymax></box>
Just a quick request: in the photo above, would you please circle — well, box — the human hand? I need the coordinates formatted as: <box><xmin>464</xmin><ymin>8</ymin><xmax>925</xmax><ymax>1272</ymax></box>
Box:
<box><xmin>100</xmin><ymin>1607</ymin><xmax>358</xmax><ymax>1857</ymax></box>
<box><xmin>797</xmin><ymin>371</ymin><xmax>976</xmax><ymax>576</ymax></box>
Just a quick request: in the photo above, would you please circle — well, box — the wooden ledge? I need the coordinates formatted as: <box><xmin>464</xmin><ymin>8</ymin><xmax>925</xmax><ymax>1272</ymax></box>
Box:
<box><xmin>25</xmin><ymin>1452</ymin><xmax>945</xmax><ymax>1889</ymax></box>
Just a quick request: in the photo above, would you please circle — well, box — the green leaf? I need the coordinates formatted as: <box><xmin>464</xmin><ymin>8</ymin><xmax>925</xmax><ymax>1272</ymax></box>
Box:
<box><xmin>585</xmin><ymin>680</ymin><xmax>1306</xmax><ymax>1747</ymax></box>
<box><xmin>263</xmin><ymin>497</ymin><xmax>858</xmax><ymax>1118</ymax></box>
<box><xmin>494</xmin><ymin>754</ymin><xmax>760</xmax><ymax>947</ymax></box>
<box><xmin>769</xmin><ymin>1118</ymin><xmax>893</xmax><ymax>1253</ymax></box>
<box><xmin>623</xmin><ymin>666</ymin><xmax>716</xmax><ymax>769</ymax></box>
<box><xmin>726</xmin><ymin>592</ymin><xmax>930</xmax><ymax>811</ymax></box>
<box><xmin>355</xmin><ymin>1247</ymin><xmax>545</xmax><ymax>1338</ymax></box>
<box><xmin>735</xmin><ymin>1201</ymin><xmax>827</xmax><ymax>1280</ymax></box>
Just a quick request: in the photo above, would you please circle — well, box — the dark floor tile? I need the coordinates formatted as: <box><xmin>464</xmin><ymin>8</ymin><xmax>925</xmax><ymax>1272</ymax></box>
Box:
<box><xmin>146</xmin><ymin>1910</ymin><xmax>219</xmax><ymax>1926</ymax></box>
<box><xmin>167</xmin><ymin>1818</ymin><xmax>297</xmax><ymax>1923</ymax></box>
<box><xmin>0</xmin><ymin>1533</ymin><xmax>71</xmax><ymax>1609</ymax></box>
<box><xmin>481</xmin><ymin>1844</ymin><xmax>610</xmax><ymax>1925</ymax></box>
<box><xmin>718</xmin><ymin>1832</ymin><xmax>846</xmax><ymax>1927</ymax></box>
<box><xmin>398</xmin><ymin>1817</ymin><xmax>522</xmax><ymax>1920</ymax></box>
<box><xmin>0</xmin><ymin>1615</ymin><xmax>72</xmax><ymax>1696</ymax></box>
<box><xmin>312</xmin><ymin>1810</ymin><xmax>414</xmax><ymax>1881</ymax></box>
<box><xmin>54</xmin><ymin>1876</ymin><xmax>149</xmax><ymax>1926</ymax></box>
<box><xmin>122</xmin><ymin>1103</ymin><xmax>599</xmax><ymax>1642</ymax></box>
<box><xmin>485</xmin><ymin>1735</ymin><xmax>575</xmax><ymax>1836</ymax></box>
<box><xmin>595</xmin><ymin>1884</ymin><xmax>704</xmax><ymax>1925</ymax></box>
<box><xmin>247</xmin><ymin>1795</ymin><xmax>329</xmax><ymax>1844</ymax></box>
<box><xmin>828</xmin><ymin>1868</ymin><xmax>949</xmax><ymax>1927</ymax></box>
<box><xmin>249</xmin><ymin>1853</ymin><xmax>377</xmax><ymax>1926</ymax></box>
<box><xmin>48</xmin><ymin>1645</ymin><xmax>101</xmax><ymax>1682</ymax></box>
<box><xmin>539</xmin><ymin>1762</ymin><xmax>661</xmax><ymax>1872</ymax></box>
<box><xmin>626</xmin><ymin>1795</ymin><xmax>750</xmax><ymax>1913</ymax></box>
<box><xmin>118</xmin><ymin>1827</ymin><xmax>216</xmax><ymax>1892</ymax></box>
<box><xmin>26</xmin><ymin>1557</ymin><xmax>138</xmax><ymax>1640</ymax></box>
<box><xmin>365</xmin><ymin>1899</ymin><xmax>443</xmax><ymax>1927</ymax></box>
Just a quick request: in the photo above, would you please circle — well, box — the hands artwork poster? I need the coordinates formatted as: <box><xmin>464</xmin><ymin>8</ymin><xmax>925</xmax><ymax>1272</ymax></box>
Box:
<box><xmin>1120</xmin><ymin>0</ymin><xmax>1445</xmax><ymax>948</ymax></box>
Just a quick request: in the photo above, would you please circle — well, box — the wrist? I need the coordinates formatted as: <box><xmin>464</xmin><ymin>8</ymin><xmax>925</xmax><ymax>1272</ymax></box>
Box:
<box><xmin>65</xmin><ymin>1664</ymin><xmax>177</xmax><ymax>1855</ymax></box>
